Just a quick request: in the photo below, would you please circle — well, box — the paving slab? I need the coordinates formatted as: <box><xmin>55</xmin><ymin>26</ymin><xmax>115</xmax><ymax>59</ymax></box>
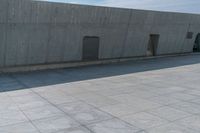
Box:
<box><xmin>0</xmin><ymin>122</ymin><xmax>40</xmax><ymax>133</ymax></box>
<box><xmin>120</xmin><ymin>112</ymin><xmax>168</xmax><ymax>129</ymax></box>
<box><xmin>32</xmin><ymin>115</ymin><xmax>80</xmax><ymax>133</ymax></box>
<box><xmin>147</xmin><ymin>106</ymin><xmax>191</xmax><ymax>121</ymax></box>
<box><xmin>55</xmin><ymin>126</ymin><xmax>92</xmax><ymax>133</ymax></box>
<box><xmin>87</xmin><ymin>118</ymin><xmax>141</xmax><ymax>133</ymax></box>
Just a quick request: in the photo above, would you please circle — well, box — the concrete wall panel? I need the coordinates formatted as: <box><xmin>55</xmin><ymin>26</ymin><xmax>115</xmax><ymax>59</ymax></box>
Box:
<box><xmin>31</xmin><ymin>1</ymin><xmax>52</xmax><ymax>23</ymax></box>
<box><xmin>46</xmin><ymin>24</ymin><xmax>67</xmax><ymax>63</ymax></box>
<box><xmin>27</xmin><ymin>25</ymin><xmax>49</xmax><ymax>65</ymax></box>
<box><xmin>0</xmin><ymin>24</ymin><xmax>7</xmax><ymax>67</ymax></box>
<box><xmin>99</xmin><ymin>27</ymin><xmax>127</xmax><ymax>59</ymax></box>
<box><xmin>15</xmin><ymin>25</ymin><xmax>30</xmax><ymax>65</ymax></box>
<box><xmin>123</xmin><ymin>25</ymin><xmax>150</xmax><ymax>57</ymax></box>
<box><xmin>7</xmin><ymin>0</ymin><xmax>32</xmax><ymax>23</ymax></box>
<box><xmin>5</xmin><ymin>24</ymin><xmax>19</xmax><ymax>66</ymax></box>
<box><xmin>0</xmin><ymin>0</ymin><xmax>8</xmax><ymax>23</ymax></box>
<box><xmin>0</xmin><ymin>0</ymin><xmax>200</xmax><ymax>68</ymax></box>
<box><xmin>62</xmin><ymin>26</ymin><xmax>82</xmax><ymax>61</ymax></box>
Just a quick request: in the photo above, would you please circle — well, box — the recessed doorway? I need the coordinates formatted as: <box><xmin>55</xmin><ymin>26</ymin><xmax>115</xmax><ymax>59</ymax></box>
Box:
<box><xmin>82</xmin><ymin>36</ymin><xmax>100</xmax><ymax>61</ymax></box>
<box><xmin>147</xmin><ymin>34</ymin><xmax>160</xmax><ymax>56</ymax></box>
<box><xmin>193</xmin><ymin>33</ymin><xmax>200</xmax><ymax>52</ymax></box>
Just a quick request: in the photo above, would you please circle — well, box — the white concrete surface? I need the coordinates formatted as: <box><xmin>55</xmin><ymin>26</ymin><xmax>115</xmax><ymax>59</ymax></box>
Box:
<box><xmin>0</xmin><ymin>55</ymin><xmax>200</xmax><ymax>132</ymax></box>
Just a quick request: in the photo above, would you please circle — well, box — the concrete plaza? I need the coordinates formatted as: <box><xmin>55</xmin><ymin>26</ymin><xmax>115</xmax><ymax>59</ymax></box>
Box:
<box><xmin>1</xmin><ymin>54</ymin><xmax>200</xmax><ymax>133</ymax></box>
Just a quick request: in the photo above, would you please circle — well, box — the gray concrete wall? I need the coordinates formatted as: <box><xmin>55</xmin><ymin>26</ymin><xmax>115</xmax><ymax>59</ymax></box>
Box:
<box><xmin>0</xmin><ymin>0</ymin><xmax>200</xmax><ymax>68</ymax></box>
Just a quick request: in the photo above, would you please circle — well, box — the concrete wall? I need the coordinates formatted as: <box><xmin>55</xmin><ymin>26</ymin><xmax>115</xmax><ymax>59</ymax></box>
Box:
<box><xmin>0</xmin><ymin>0</ymin><xmax>200</xmax><ymax>68</ymax></box>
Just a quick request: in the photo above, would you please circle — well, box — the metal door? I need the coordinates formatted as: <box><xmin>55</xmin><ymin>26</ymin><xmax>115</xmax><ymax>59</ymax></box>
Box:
<box><xmin>82</xmin><ymin>36</ymin><xmax>99</xmax><ymax>60</ymax></box>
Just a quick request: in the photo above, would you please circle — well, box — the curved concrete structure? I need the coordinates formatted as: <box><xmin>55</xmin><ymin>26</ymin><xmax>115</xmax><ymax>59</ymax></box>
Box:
<box><xmin>0</xmin><ymin>0</ymin><xmax>200</xmax><ymax>70</ymax></box>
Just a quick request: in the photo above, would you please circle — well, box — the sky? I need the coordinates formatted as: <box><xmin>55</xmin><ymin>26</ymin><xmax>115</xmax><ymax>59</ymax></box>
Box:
<box><xmin>40</xmin><ymin>0</ymin><xmax>200</xmax><ymax>14</ymax></box>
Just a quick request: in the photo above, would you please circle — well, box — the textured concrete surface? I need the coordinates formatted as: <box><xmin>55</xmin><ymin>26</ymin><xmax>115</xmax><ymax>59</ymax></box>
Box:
<box><xmin>1</xmin><ymin>55</ymin><xmax>200</xmax><ymax>132</ymax></box>
<box><xmin>0</xmin><ymin>0</ymin><xmax>200</xmax><ymax>68</ymax></box>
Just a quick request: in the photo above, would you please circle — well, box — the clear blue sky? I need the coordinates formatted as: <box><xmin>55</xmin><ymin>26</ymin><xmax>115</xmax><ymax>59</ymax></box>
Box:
<box><xmin>40</xmin><ymin>0</ymin><xmax>200</xmax><ymax>14</ymax></box>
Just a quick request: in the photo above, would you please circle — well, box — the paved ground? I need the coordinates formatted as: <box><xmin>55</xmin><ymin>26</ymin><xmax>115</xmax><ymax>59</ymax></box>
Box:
<box><xmin>1</xmin><ymin>54</ymin><xmax>200</xmax><ymax>133</ymax></box>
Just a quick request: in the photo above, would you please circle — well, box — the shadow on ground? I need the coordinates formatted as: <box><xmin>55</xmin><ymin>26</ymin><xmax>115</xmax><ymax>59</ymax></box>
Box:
<box><xmin>1</xmin><ymin>54</ymin><xmax>200</xmax><ymax>92</ymax></box>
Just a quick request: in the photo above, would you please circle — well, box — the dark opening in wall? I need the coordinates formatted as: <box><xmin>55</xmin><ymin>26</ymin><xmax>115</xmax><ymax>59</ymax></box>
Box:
<box><xmin>82</xmin><ymin>36</ymin><xmax>100</xmax><ymax>61</ymax></box>
<box><xmin>193</xmin><ymin>33</ymin><xmax>200</xmax><ymax>52</ymax></box>
<box><xmin>147</xmin><ymin>34</ymin><xmax>160</xmax><ymax>56</ymax></box>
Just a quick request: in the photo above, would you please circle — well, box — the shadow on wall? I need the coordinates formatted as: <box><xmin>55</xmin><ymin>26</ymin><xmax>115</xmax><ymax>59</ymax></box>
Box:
<box><xmin>0</xmin><ymin>54</ymin><xmax>200</xmax><ymax>92</ymax></box>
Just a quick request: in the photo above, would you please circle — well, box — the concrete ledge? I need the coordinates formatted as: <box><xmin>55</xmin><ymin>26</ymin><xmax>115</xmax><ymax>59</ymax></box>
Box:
<box><xmin>0</xmin><ymin>52</ymin><xmax>200</xmax><ymax>73</ymax></box>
